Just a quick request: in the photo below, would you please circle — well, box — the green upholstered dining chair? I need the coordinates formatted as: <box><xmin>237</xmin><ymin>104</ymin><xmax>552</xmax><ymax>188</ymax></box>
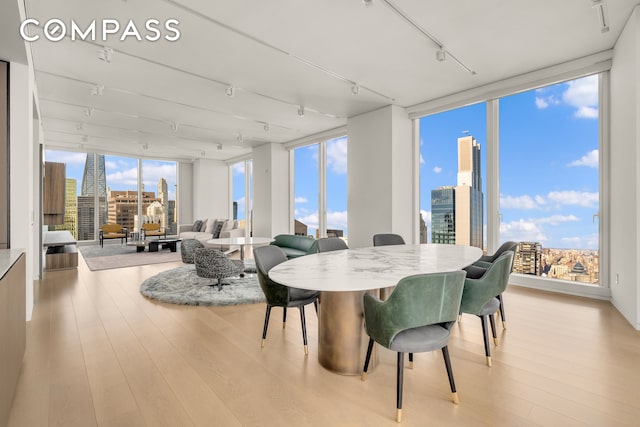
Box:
<box><xmin>361</xmin><ymin>271</ymin><xmax>467</xmax><ymax>423</ymax></box>
<box><xmin>460</xmin><ymin>251</ymin><xmax>514</xmax><ymax>367</ymax></box>
<box><xmin>373</xmin><ymin>233</ymin><xmax>406</xmax><ymax>246</ymax></box>
<box><xmin>463</xmin><ymin>241</ymin><xmax>518</xmax><ymax>328</ymax></box>
<box><xmin>316</xmin><ymin>237</ymin><xmax>348</xmax><ymax>252</ymax></box>
<box><xmin>253</xmin><ymin>245</ymin><xmax>318</xmax><ymax>355</ymax></box>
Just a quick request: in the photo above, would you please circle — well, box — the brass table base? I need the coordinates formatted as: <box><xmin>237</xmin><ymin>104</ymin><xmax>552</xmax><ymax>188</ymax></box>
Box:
<box><xmin>317</xmin><ymin>290</ymin><xmax>379</xmax><ymax>375</ymax></box>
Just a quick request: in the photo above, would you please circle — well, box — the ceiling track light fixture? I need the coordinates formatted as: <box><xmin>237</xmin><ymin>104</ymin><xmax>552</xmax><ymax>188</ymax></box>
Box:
<box><xmin>351</xmin><ymin>83</ymin><xmax>360</xmax><ymax>95</ymax></box>
<box><xmin>83</xmin><ymin>107</ymin><xmax>94</xmax><ymax>117</ymax></box>
<box><xmin>225</xmin><ymin>86</ymin><xmax>235</xmax><ymax>97</ymax></box>
<box><xmin>237</xmin><ymin>133</ymin><xmax>244</xmax><ymax>143</ymax></box>
<box><xmin>170</xmin><ymin>122</ymin><xmax>179</xmax><ymax>132</ymax></box>
<box><xmin>362</xmin><ymin>0</ymin><xmax>374</xmax><ymax>5</ymax></box>
<box><xmin>298</xmin><ymin>105</ymin><xmax>305</xmax><ymax>117</ymax></box>
<box><xmin>200</xmin><ymin>150</ymin><xmax>206</xmax><ymax>157</ymax></box>
<box><xmin>379</xmin><ymin>0</ymin><xmax>476</xmax><ymax>75</ymax></box>
<box><xmin>591</xmin><ymin>0</ymin><xmax>609</xmax><ymax>33</ymax></box>
<box><xmin>97</xmin><ymin>46</ymin><xmax>113</xmax><ymax>63</ymax></box>
<box><xmin>263</xmin><ymin>123</ymin><xmax>270</xmax><ymax>131</ymax></box>
<box><xmin>91</xmin><ymin>84</ymin><xmax>104</xmax><ymax>96</ymax></box>
<box><xmin>76</xmin><ymin>122</ymin><xmax>84</xmax><ymax>130</ymax></box>
<box><xmin>435</xmin><ymin>48</ymin><xmax>446</xmax><ymax>62</ymax></box>
<box><xmin>81</xmin><ymin>135</ymin><xmax>88</xmax><ymax>142</ymax></box>
<box><xmin>216</xmin><ymin>143</ymin><xmax>223</xmax><ymax>150</ymax></box>
<box><xmin>141</xmin><ymin>143</ymin><xmax>149</xmax><ymax>150</ymax></box>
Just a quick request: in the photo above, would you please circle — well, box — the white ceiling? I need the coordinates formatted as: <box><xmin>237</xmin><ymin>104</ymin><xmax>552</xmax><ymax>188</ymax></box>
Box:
<box><xmin>16</xmin><ymin>0</ymin><xmax>639</xmax><ymax>162</ymax></box>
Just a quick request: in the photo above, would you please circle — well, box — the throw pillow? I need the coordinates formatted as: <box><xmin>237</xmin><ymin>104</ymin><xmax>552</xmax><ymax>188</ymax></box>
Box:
<box><xmin>220</xmin><ymin>219</ymin><xmax>234</xmax><ymax>233</ymax></box>
<box><xmin>192</xmin><ymin>220</ymin><xmax>203</xmax><ymax>232</ymax></box>
<box><xmin>204</xmin><ymin>217</ymin><xmax>216</xmax><ymax>234</ymax></box>
<box><xmin>199</xmin><ymin>219</ymin><xmax>208</xmax><ymax>232</ymax></box>
<box><xmin>212</xmin><ymin>220</ymin><xmax>224</xmax><ymax>239</ymax></box>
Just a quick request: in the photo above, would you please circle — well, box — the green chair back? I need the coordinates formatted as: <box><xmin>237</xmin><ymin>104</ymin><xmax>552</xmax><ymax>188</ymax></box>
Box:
<box><xmin>461</xmin><ymin>251</ymin><xmax>513</xmax><ymax>315</ymax></box>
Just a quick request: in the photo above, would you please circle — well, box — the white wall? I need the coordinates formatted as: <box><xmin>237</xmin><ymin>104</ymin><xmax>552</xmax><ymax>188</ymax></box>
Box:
<box><xmin>252</xmin><ymin>143</ymin><xmax>289</xmax><ymax>237</ymax></box>
<box><xmin>609</xmin><ymin>5</ymin><xmax>640</xmax><ymax>329</ymax></box>
<box><xmin>192</xmin><ymin>159</ymin><xmax>229</xmax><ymax>221</ymax></box>
<box><xmin>347</xmin><ymin>105</ymin><xmax>413</xmax><ymax>248</ymax></box>
<box><xmin>9</xmin><ymin>62</ymin><xmax>35</xmax><ymax>320</ymax></box>
<box><xmin>177</xmin><ymin>161</ymin><xmax>193</xmax><ymax>224</ymax></box>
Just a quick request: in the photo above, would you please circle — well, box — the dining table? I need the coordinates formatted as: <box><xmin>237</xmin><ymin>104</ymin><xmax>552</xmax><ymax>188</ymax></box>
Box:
<box><xmin>268</xmin><ymin>243</ymin><xmax>483</xmax><ymax>375</ymax></box>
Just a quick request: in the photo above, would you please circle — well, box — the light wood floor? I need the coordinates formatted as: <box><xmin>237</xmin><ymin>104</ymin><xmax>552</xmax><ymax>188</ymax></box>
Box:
<box><xmin>7</xmin><ymin>255</ymin><xmax>640</xmax><ymax>426</ymax></box>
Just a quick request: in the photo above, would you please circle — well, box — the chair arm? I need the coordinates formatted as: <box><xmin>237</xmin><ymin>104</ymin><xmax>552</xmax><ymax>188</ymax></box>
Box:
<box><xmin>363</xmin><ymin>293</ymin><xmax>398</xmax><ymax>348</ymax></box>
<box><xmin>178</xmin><ymin>224</ymin><xmax>194</xmax><ymax>234</ymax></box>
<box><xmin>220</xmin><ymin>227</ymin><xmax>244</xmax><ymax>238</ymax></box>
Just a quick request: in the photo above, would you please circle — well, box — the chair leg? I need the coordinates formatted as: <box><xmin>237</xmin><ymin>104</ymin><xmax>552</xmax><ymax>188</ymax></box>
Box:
<box><xmin>396</xmin><ymin>352</ymin><xmax>405</xmax><ymax>423</ymax></box>
<box><xmin>479</xmin><ymin>315</ymin><xmax>492</xmax><ymax>367</ymax></box>
<box><xmin>361</xmin><ymin>337</ymin><xmax>374</xmax><ymax>381</ymax></box>
<box><xmin>408</xmin><ymin>353</ymin><xmax>414</xmax><ymax>369</ymax></box>
<box><xmin>441</xmin><ymin>346</ymin><xmax>459</xmax><ymax>404</ymax></box>
<box><xmin>282</xmin><ymin>307</ymin><xmax>287</xmax><ymax>329</ymax></box>
<box><xmin>217</xmin><ymin>278</ymin><xmax>223</xmax><ymax>292</ymax></box>
<box><xmin>261</xmin><ymin>305</ymin><xmax>272</xmax><ymax>348</ymax></box>
<box><xmin>497</xmin><ymin>294</ymin><xmax>506</xmax><ymax>329</ymax></box>
<box><xmin>489</xmin><ymin>313</ymin><xmax>498</xmax><ymax>346</ymax></box>
<box><xmin>299</xmin><ymin>305</ymin><xmax>308</xmax><ymax>355</ymax></box>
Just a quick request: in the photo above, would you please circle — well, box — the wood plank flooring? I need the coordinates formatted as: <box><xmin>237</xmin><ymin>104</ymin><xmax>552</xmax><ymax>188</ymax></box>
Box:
<box><xmin>7</xmin><ymin>254</ymin><xmax>640</xmax><ymax>426</ymax></box>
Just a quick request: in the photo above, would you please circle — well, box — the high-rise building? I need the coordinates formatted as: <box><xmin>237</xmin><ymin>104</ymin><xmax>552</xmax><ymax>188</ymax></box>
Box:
<box><xmin>50</xmin><ymin>178</ymin><xmax>78</xmax><ymax>238</ymax></box>
<box><xmin>157</xmin><ymin>178</ymin><xmax>169</xmax><ymax>229</ymax></box>
<box><xmin>77</xmin><ymin>153</ymin><xmax>108</xmax><ymax>240</ymax></box>
<box><xmin>108</xmin><ymin>190</ymin><xmax>160</xmax><ymax>233</ymax></box>
<box><xmin>514</xmin><ymin>241</ymin><xmax>542</xmax><ymax>275</ymax></box>
<box><xmin>431</xmin><ymin>135</ymin><xmax>484</xmax><ymax>248</ymax></box>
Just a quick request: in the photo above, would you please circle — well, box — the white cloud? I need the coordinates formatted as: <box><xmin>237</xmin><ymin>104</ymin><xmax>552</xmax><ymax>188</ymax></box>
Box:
<box><xmin>501</xmin><ymin>190</ymin><xmax>598</xmax><ymax>210</ymax></box>
<box><xmin>561</xmin><ymin>233</ymin><xmax>598</xmax><ymax>249</ymax></box>
<box><xmin>547</xmin><ymin>190</ymin><xmax>599</xmax><ymax>208</ymax></box>
<box><xmin>232</xmin><ymin>162</ymin><xmax>245</xmax><ymax>174</ymax></box>
<box><xmin>500</xmin><ymin>194</ymin><xmax>540</xmax><ymax>210</ymax></box>
<box><xmin>327</xmin><ymin>210</ymin><xmax>348</xmax><ymax>230</ymax></box>
<box><xmin>535</xmin><ymin>97</ymin><xmax>548</xmax><ymax>109</ymax></box>
<box><xmin>568</xmin><ymin>149</ymin><xmax>598</xmax><ymax>168</ymax></box>
<box><xmin>295</xmin><ymin>196</ymin><xmax>308</xmax><ymax>204</ymax></box>
<box><xmin>499</xmin><ymin>219</ymin><xmax>548</xmax><ymax>243</ymax></box>
<box><xmin>105</xmin><ymin>160</ymin><xmax>117</xmax><ymax>170</ymax></box>
<box><xmin>45</xmin><ymin>151</ymin><xmax>86</xmax><ymax>165</ymax></box>
<box><xmin>326</xmin><ymin>137</ymin><xmax>347</xmax><ymax>174</ymax></box>
<box><xmin>533</xmin><ymin>214</ymin><xmax>579</xmax><ymax>225</ymax></box>
<box><xmin>297</xmin><ymin>212</ymin><xmax>319</xmax><ymax>230</ymax></box>
<box><xmin>420</xmin><ymin>153</ymin><xmax>425</xmax><ymax>165</ymax></box>
<box><xmin>575</xmin><ymin>106</ymin><xmax>598</xmax><ymax>119</ymax></box>
<box><xmin>106</xmin><ymin>167</ymin><xmax>138</xmax><ymax>188</ymax></box>
<box><xmin>433</xmin><ymin>166</ymin><xmax>442</xmax><ymax>174</ymax></box>
<box><xmin>563</xmin><ymin>75</ymin><xmax>598</xmax><ymax>119</ymax></box>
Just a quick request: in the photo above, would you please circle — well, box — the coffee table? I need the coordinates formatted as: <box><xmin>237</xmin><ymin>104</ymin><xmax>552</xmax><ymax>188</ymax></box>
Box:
<box><xmin>126</xmin><ymin>237</ymin><xmax>181</xmax><ymax>253</ymax></box>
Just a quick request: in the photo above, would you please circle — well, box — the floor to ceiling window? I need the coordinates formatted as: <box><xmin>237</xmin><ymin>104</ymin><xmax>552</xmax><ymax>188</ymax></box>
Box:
<box><xmin>419</xmin><ymin>103</ymin><xmax>487</xmax><ymax>249</ymax></box>
<box><xmin>293</xmin><ymin>135</ymin><xmax>348</xmax><ymax>240</ymax></box>
<box><xmin>293</xmin><ymin>144</ymin><xmax>319</xmax><ymax>238</ymax></box>
<box><xmin>44</xmin><ymin>149</ymin><xmax>178</xmax><ymax>241</ymax></box>
<box><xmin>232</xmin><ymin>159</ymin><xmax>252</xmax><ymax>236</ymax></box>
<box><xmin>499</xmin><ymin>75</ymin><xmax>600</xmax><ymax>286</ymax></box>
<box><xmin>142</xmin><ymin>160</ymin><xmax>178</xmax><ymax>235</ymax></box>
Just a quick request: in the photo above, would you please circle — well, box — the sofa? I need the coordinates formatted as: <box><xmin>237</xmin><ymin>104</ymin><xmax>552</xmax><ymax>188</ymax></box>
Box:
<box><xmin>270</xmin><ymin>234</ymin><xmax>318</xmax><ymax>259</ymax></box>
<box><xmin>178</xmin><ymin>218</ymin><xmax>244</xmax><ymax>250</ymax></box>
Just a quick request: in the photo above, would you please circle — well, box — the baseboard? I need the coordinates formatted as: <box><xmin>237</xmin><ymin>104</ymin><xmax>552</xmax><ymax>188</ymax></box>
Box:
<box><xmin>609</xmin><ymin>297</ymin><xmax>640</xmax><ymax>330</ymax></box>
<box><xmin>509</xmin><ymin>273</ymin><xmax>611</xmax><ymax>300</ymax></box>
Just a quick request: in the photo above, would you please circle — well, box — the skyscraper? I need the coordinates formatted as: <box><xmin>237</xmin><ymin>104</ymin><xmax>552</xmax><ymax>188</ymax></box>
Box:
<box><xmin>431</xmin><ymin>135</ymin><xmax>484</xmax><ymax>248</ymax></box>
<box><xmin>78</xmin><ymin>153</ymin><xmax>108</xmax><ymax>240</ymax></box>
<box><xmin>514</xmin><ymin>242</ymin><xmax>542</xmax><ymax>275</ymax></box>
<box><xmin>50</xmin><ymin>178</ymin><xmax>78</xmax><ymax>239</ymax></box>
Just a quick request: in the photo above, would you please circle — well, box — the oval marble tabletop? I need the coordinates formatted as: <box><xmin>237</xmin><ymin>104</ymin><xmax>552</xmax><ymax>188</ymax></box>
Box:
<box><xmin>269</xmin><ymin>243</ymin><xmax>483</xmax><ymax>292</ymax></box>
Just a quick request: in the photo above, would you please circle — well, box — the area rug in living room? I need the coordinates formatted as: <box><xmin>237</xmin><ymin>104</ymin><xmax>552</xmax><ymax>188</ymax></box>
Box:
<box><xmin>140</xmin><ymin>265</ymin><xmax>265</xmax><ymax>306</ymax></box>
<box><xmin>79</xmin><ymin>243</ymin><xmax>182</xmax><ymax>271</ymax></box>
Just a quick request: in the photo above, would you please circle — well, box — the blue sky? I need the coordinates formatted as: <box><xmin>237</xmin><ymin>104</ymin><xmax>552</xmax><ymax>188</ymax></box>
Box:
<box><xmin>420</xmin><ymin>75</ymin><xmax>599</xmax><ymax>250</ymax></box>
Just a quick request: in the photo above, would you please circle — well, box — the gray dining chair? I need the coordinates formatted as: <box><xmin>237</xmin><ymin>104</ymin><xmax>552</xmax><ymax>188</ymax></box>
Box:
<box><xmin>460</xmin><ymin>251</ymin><xmax>513</xmax><ymax>367</ymax></box>
<box><xmin>373</xmin><ymin>233</ymin><xmax>406</xmax><ymax>246</ymax></box>
<box><xmin>317</xmin><ymin>237</ymin><xmax>348</xmax><ymax>252</ymax></box>
<box><xmin>254</xmin><ymin>245</ymin><xmax>318</xmax><ymax>354</ymax></box>
<box><xmin>361</xmin><ymin>271</ymin><xmax>467</xmax><ymax>422</ymax></box>
<box><xmin>463</xmin><ymin>241</ymin><xmax>517</xmax><ymax>328</ymax></box>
